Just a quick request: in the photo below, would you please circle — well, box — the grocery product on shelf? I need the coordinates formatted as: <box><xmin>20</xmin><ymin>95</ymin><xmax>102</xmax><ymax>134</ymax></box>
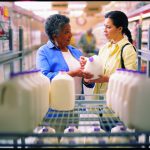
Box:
<box><xmin>34</xmin><ymin>126</ymin><xmax>58</xmax><ymax>144</ymax></box>
<box><xmin>60</xmin><ymin>125</ymin><xmax>85</xmax><ymax>145</ymax></box>
<box><xmin>50</xmin><ymin>71</ymin><xmax>75</xmax><ymax>111</ymax></box>
<box><xmin>110</xmin><ymin>123</ymin><xmax>136</xmax><ymax>144</ymax></box>
<box><xmin>0</xmin><ymin>70</ymin><xmax>50</xmax><ymax>133</ymax></box>
<box><xmin>85</xmin><ymin>127</ymin><xmax>109</xmax><ymax>144</ymax></box>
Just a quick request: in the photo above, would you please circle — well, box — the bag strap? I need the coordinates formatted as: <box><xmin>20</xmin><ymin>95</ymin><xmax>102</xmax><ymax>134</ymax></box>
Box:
<box><xmin>121</xmin><ymin>43</ymin><xmax>136</xmax><ymax>69</ymax></box>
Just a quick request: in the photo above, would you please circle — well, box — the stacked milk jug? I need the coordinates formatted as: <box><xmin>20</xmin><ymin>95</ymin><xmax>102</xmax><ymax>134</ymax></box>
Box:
<box><xmin>0</xmin><ymin>70</ymin><xmax>50</xmax><ymax>133</ymax></box>
<box><xmin>106</xmin><ymin>69</ymin><xmax>150</xmax><ymax>131</ymax></box>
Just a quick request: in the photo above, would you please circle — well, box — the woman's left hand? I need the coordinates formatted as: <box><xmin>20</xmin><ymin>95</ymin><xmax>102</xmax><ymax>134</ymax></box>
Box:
<box><xmin>83</xmin><ymin>71</ymin><xmax>94</xmax><ymax>79</ymax></box>
<box><xmin>84</xmin><ymin>75</ymin><xmax>109</xmax><ymax>83</ymax></box>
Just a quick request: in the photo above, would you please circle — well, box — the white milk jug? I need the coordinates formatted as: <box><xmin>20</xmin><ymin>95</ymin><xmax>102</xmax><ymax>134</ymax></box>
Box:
<box><xmin>118</xmin><ymin>70</ymin><xmax>135</xmax><ymax>121</ymax></box>
<box><xmin>60</xmin><ymin>125</ymin><xmax>84</xmax><ymax>145</ymax></box>
<box><xmin>123</xmin><ymin>71</ymin><xmax>150</xmax><ymax>131</ymax></box>
<box><xmin>110</xmin><ymin>123</ymin><xmax>136</xmax><ymax>144</ymax></box>
<box><xmin>50</xmin><ymin>71</ymin><xmax>75</xmax><ymax>111</ymax></box>
<box><xmin>31</xmin><ymin>70</ymin><xmax>50</xmax><ymax>121</ymax></box>
<box><xmin>85</xmin><ymin>127</ymin><xmax>108</xmax><ymax>144</ymax></box>
<box><xmin>0</xmin><ymin>72</ymin><xmax>36</xmax><ymax>132</ymax></box>
<box><xmin>34</xmin><ymin>126</ymin><xmax>58</xmax><ymax>144</ymax></box>
<box><xmin>122</xmin><ymin>71</ymin><xmax>145</xmax><ymax>129</ymax></box>
<box><xmin>84</xmin><ymin>55</ymin><xmax>104</xmax><ymax>79</ymax></box>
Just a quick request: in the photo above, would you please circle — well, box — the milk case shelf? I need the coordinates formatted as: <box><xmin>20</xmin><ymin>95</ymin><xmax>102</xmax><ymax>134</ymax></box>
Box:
<box><xmin>0</xmin><ymin>94</ymin><xmax>150</xmax><ymax>148</ymax></box>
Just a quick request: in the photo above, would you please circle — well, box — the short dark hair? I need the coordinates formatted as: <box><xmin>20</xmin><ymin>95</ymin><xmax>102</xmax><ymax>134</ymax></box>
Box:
<box><xmin>105</xmin><ymin>11</ymin><xmax>133</xmax><ymax>44</ymax></box>
<box><xmin>45</xmin><ymin>14</ymin><xmax>70</xmax><ymax>40</ymax></box>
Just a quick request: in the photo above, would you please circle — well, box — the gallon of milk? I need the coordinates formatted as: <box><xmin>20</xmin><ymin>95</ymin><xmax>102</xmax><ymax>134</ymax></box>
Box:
<box><xmin>84</xmin><ymin>55</ymin><xmax>104</xmax><ymax>79</ymax></box>
<box><xmin>50</xmin><ymin>71</ymin><xmax>75</xmax><ymax>111</ymax></box>
<box><xmin>60</xmin><ymin>125</ymin><xmax>85</xmax><ymax>145</ymax></box>
<box><xmin>121</xmin><ymin>71</ymin><xmax>149</xmax><ymax>130</ymax></box>
<box><xmin>118</xmin><ymin>70</ymin><xmax>135</xmax><ymax>120</ymax></box>
<box><xmin>78</xmin><ymin>114</ymin><xmax>100</xmax><ymax>133</ymax></box>
<box><xmin>30</xmin><ymin>70</ymin><xmax>50</xmax><ymax>121</ymax></box>
<box><xmin>34</xmin><ymin>126</ymin><xmax>58</xmax><ymax>145</ymax></box>
<box><xmin>0</xmin><ymin>72</ymin><xmax>36</xmax><ymax>132</ymax></box>
<box><xmin>110</xmin><ymin>123</ymin><xmax>136</xmax><ymax>144</ymax></box>
<box><xmin>123</xmin><ymin>71</ymin><xmax>150</xmax><ymax>131</ymax></box>
<box><xmin>85</xmin><ymin>127</ymin><xmax>108</xmax><ymax>144</ymax></box>
<box><xmin>111</xmin><ymin>69</ymin><xmax>125</xmax><ymax>115</ymax></box>
<box><xmin>106</xmin><ymin>69</ymin><xmax>122</xmax><ymax>111</ymax></box>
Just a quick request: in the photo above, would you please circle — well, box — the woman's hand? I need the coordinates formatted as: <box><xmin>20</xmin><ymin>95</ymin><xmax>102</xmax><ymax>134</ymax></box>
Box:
<box><xmin>84</xmin><ymin>75</ymin><xmax>109</xmax><ymax>83</ymax></box>
<box><xmin>79</xmin><ymin>56</ymin><xmax>87</xmax><ymax>68</ymax></box>
<box><xmin>68</xmin><ymin>67</ymin><xmax>84</xmax><ymax>77</ymax></box>
<box><xmin>83</xmin><ymin>71</ymin><xmax>94</xmax><ymax>79</ymax></box>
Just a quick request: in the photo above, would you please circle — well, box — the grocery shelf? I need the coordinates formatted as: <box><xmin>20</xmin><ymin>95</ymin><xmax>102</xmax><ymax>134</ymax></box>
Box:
<box><xmin>0</xmin><ymin>94</ymin><xmax>150</xmax><ymax>148</ymax></box>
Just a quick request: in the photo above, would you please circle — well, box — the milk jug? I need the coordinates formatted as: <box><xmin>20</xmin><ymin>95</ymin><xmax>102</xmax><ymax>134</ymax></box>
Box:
<box><xmin>118</xmin><ymin>70</ymin><xmax>135</xmax><ymax>120</ymax></box>
<box><xmin>78</xmin><ymin>114</ymin><xmax>100</xmax><ymax>133</ymax></box>
<box><xmin>84</xmin><ymin>55</ymin><xmax>104</xmax><ymax>79</ymax></box>
<box><xmin>50</xmin><ymin>71</ymin><xmax>75</xmax><ymax>111</ymax></box>
<box><xmin>110</xmin><ymin>123</ymin><xmax>136</xmax><ymax>144</ymax></box>
<box><xmin>111</xmin><ymin>69</ymin><xmax>125</xmax><ymax>115</ymax></box>
<box><xmin>34</xmin><ymin>126</ymin><xmax>58</xmax><ymax>144</ymax></box>
<box><xmin>60</xmin><ymin>125</ymin><xmax>84</xmax><ymax>145</ymax></box>
<box><xmin>106</xmin><ymin>69</ymin><xmax>122</xmax><ymax>110</ymax></box>
<box><xmin>30</xmin><ymin>70</ymin><xmax>50</xmax><ymax>121</ymax></box>
<box><xmin>0</xmin><ymin>72</ymin><xmax>36</xmax><ymax>132</ymax></box>
<box><xmin>122</xmin><ymin>72</ymin><xmax>150</xmax><ymax>130</ymax></box>
<box><xmin>85</xmin><ymin>127</ymin><xmax>108</xmax><ymax>144</ymax></box>
<box><xmin>123</xmin><ymin>71</ymin><xmax>150</xmax><ymax>131</ymax></box>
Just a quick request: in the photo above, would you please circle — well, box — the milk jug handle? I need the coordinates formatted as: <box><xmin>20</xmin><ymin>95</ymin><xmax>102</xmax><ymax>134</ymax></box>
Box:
<box><xmin>0</xmin><ymin>86</ymin><xmax>7</xmax><ymax>104</ymax></box>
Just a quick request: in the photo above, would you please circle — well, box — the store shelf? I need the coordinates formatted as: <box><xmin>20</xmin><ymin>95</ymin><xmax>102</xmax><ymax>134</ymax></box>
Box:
<box><xmin>0</xmin><ymin>94</ymin><xmax>150</xmax><ymax>148</ymax></box>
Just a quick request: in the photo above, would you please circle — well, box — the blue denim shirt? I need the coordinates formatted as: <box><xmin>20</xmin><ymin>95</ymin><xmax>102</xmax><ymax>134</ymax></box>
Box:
<box><xmin>36</xmin><ymin>40</ymin><xmax>94</xmax><ymax>91</ymax></box>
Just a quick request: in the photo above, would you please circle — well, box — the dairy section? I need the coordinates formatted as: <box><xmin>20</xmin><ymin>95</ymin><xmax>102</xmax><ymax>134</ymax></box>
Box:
<box><xmin>0</xmin><ymin>1</ymin><xmax>150</xmax><ymax>148</ymax></box>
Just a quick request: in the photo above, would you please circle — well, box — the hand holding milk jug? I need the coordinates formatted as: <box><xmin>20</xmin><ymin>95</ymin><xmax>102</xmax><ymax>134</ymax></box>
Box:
<box><xmin>82</xmin><ymin>55</ymin><xmax>104</xmax><ymax>80</ymax></box>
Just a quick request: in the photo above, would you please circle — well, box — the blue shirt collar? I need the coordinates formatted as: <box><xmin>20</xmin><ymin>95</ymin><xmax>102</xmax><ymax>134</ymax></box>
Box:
<box><xmin>47</xmin><ymin>40</ymin><xmax>59</xmax><ymax>49</ymax></box>
<box><xmin>47</xmin><ymin>40</ymin><xmax>73</xmax><ymax>51</ymax></box>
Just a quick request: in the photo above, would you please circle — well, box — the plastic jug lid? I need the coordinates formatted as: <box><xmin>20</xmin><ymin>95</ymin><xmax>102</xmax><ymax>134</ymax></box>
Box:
<box><xmin>116</xmin><ymin>122</ymin><xmax>123</xmax><ymax>126</ymax></box>
<box><xmin>120</xmin><ymin>126</ymin><xmax>126</xmax><ymax>131</ymax></box>
<box><xmin>94</xmin><ymin>127</ymin><xmax>100</xmax><ymax>132</ymax></box>
<box><xmin>36</xmin><ymin>139</ymin><xmax>44</xmax><ymax>144</ymax></box>
<box><xmin>98</xmin><ymin>140</ymin><xmax>106</xmax><ymax>144</ymax></box>
<box><xmin>89</xmin><ymin>57</ymin><xmax>94</xmax><ymax>62</ymax></box>
<box><xmin>68</xmin><ymin>128</ymin><xmax>74</xmax><ymax>132</ymax></box>
<box><xmin>42</xmin><ymin>127</ymin><xmax>48</xmax><ymax>132</ymax></box>
<box><xmin>69</xmin><ymin>140</ymin><xmax>76</xmax><ymax>144</ymax></box>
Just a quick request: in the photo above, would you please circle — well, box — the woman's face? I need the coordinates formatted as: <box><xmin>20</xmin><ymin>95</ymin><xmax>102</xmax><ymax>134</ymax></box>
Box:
<box><xmin>104</xmin><ymin>18</ymin><xmax>122</xmax><ymax>42</ymax></box>
<box><xmin>56</xmin><ymin>23</ymin><xmax>72</xmax><ymax>47</ymax></box>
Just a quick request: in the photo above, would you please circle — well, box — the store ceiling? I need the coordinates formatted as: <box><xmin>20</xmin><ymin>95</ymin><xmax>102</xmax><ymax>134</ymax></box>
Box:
<box><xmin>14</xmin><ymin>1</ymin><xmax>111</xmax><ymax>19</ymax></box>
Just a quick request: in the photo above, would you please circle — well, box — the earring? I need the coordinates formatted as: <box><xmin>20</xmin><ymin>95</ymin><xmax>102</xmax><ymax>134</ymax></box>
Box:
<box><xmin>55</xmin><ymin>41</ymin><xmax>58</xmax><ymax>47</ymax></box>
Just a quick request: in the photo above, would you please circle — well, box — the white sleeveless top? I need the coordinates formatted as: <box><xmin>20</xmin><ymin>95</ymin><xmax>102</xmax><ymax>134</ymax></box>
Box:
<box><xmin>62</xmin><ymin>50</ymin><xmax>82</xmax><ymax>94</ymax></box>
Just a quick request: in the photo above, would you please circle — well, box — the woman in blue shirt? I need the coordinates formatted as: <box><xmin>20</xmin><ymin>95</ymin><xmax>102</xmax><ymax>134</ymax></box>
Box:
<box><xmin>36</xmin><ymin>14</ymin><xmax>94</xmax><ymax>95</ymax></box>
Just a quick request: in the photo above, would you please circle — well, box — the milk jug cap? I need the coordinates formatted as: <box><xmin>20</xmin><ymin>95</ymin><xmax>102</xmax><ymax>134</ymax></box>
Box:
<box><xmin>69</xmin><ymin>140</ymin><xmax>76</xmax><ymax>144</ymax></box>
<box><xmin>68</xmin><ymin>128</ymin><xmax>74</xmax><ymax>132</ymax></box>
<box><xmin>89</xmin><ymin>56</ymin><xmax>94</xmax><ymax>62</ymax></box>
<box><xmin>116</xmin><ymin>122</ymin><xmax>123</xmax><ymax>126</ymax></box>
<box><xmin>98</xmin><ymin>140</ymin><xmax>106</xmax><ymax>144</ymax></box>
<box><xmin>94</xmin><ymin>127</ymin><xmax>100</xmax><ymax>132</ymax></box>
<box><xmin>42</xmin><ymin>127</ymin><xmax>48</xmax><ymax>133</ymax></box>
<box><xmin>120</xmin><ymin>126</ymin><xmax>126</xmax><ymax>131</ymax></box>
<box><xmin>36</xmin><ymin>139</ymin><xmax>44</xmax><ymax>144</ymax></box>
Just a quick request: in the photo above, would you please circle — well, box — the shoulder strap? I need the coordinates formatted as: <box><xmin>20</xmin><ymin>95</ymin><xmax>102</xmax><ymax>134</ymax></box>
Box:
<box><xmin>120</xmin><ymin>43</ymin><xmax>130</xmax><ymax>69</ymax></box>
<box><xmin>121</xmin><ymin>43</ymin><xmax>136</xmax><ymax>69</ymax></box>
